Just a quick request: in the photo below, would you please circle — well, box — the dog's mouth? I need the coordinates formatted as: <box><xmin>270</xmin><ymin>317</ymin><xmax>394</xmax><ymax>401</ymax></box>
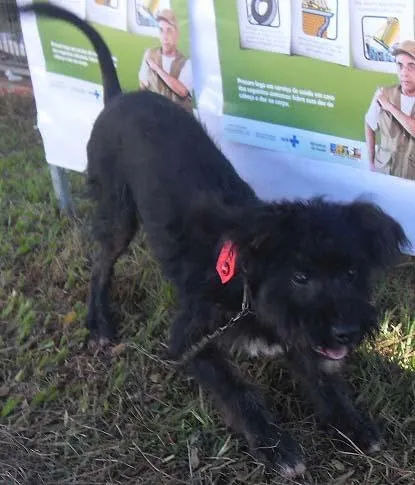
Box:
<box><xmin>312</xmin><ymin>346</ymin><xmax>349</xmax><ymax>360</ymax></box>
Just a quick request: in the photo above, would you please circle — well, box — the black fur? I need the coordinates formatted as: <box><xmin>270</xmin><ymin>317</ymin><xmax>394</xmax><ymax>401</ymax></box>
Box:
<box><xmin>21</xmin><ymin>4</ymin><xmax>410</xmax><ymax>478</ymax></box>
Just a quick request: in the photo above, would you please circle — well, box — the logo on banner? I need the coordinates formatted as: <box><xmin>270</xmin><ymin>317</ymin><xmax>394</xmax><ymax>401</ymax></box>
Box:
<box><xmin>282</xmin><ymin>135</ymin><xmax>300</xmax><ymax>148</ymax></box>
<box><xmin>330</xmin><ymin>143</ymin><xmax>361</xmax><ymax>159</ymax></box>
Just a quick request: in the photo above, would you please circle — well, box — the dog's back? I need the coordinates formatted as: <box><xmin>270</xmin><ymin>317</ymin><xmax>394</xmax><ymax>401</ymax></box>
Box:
<box><xmin>87</xmin><ymin>88</ymin><xmax>260</xmax><ymax>284</ymax></box>
<box><xmin>88</xmin><ymin>89</ymin><xmax>257</xmax><ymax>219</ymax></box>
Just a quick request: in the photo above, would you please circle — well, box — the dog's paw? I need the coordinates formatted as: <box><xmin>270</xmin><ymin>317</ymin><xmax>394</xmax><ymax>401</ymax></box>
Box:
<box><xmin>367</xmin><ymin>439</ymin><xmax>382</xmax><ymax>454</ymax></box>
<box><xmin>355</xmin><ymin>419</ymin><xmax>382</xmax><ymax>453</ymax></box>
<box><xmin>278</xmin><ymin>460</ymin><xmax>306</xmax><ymax>479</ymax></box>
<box><xmin>85</xmin><ymin>315</ymin><xmax>116</xmax><ymax>347</ymax></box>
<box><xmin>89</xmin><ymin>336</ymin><xmax>111</xmax><ymax>348</ymax></box>
<box><xmin>335</xmin><ymin>417</ymin><xmax>382</xmax><ymax>455</ymax></box>
<box><xmin>86</xmin><ymin>311</ymin><xmax>116</xmax><ymax>344</ymax></box>
<box><xmin>250</xmin><ymin>431</ymin><xmax>306</xmax><ymax>479</ymax></box>
<box><xmin>84</xmin><ymin>329</ymin><xmax>113</xmax><ymax>352</ymax></box>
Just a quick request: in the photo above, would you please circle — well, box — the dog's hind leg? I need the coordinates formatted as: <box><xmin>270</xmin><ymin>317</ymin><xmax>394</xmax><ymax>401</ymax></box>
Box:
<box><xmin>86</xmin><ymin>169</ymin><xmax>138</xmax><ymax>345</ymax></box>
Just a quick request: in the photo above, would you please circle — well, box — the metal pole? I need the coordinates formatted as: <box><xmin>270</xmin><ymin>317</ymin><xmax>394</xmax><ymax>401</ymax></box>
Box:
<box><xmin>48</xmin><ymin>164</ymin><xmax>75</xmax><ymax>217</ymax></box>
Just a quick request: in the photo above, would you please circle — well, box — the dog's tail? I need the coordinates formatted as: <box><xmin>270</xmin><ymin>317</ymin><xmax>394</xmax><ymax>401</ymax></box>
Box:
<box><xmin>19</xmin><ymin>2</ymin><xmax>121</xmax><ymax>104</ymax></box>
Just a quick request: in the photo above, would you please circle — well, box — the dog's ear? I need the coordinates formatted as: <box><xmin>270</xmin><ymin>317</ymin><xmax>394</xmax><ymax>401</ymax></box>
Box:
<box><xmin>227</xmin><ymin>202</ymin><xmax>297</xmax><ymax>271</ymax></box>
<box><xmin>183</xmin><ymin>193</ymin><xmax>249</xmax><ymax>238</ymax></box>
<box><xmin>348</xmin><ymin>201</ymin><xmax>410</xmax><ymax>267</ymax></box>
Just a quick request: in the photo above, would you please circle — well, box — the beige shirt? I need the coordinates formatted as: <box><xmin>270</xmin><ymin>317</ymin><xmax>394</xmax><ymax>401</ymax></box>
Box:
<box><xmin>365</xmin><ymin>88</ymin><xmax>415</xmax><ymax>131</ymax></box>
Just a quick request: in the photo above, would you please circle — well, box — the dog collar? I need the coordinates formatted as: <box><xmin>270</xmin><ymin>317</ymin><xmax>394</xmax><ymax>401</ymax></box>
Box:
<box><xmin>216</xmin><ymin>240</ymin><xmax>238</xmax><ymax>283</ymax></box>
<box><xmin>216</xmin><ymin>240</ymin><xmax>253</xmax><ymax>314</ymax></box>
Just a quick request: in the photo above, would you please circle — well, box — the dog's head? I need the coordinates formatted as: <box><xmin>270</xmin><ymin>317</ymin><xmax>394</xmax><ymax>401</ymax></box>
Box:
<box><xmin>226</xmin><ymin>198</ymin><xmax>409</xmax><ymax>361</ymax></box>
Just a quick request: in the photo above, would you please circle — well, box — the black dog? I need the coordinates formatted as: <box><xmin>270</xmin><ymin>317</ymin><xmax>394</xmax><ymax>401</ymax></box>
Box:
<box><xmin>21</xmin><ymin>4</ymin><xmax>410</xmax><ymax>478</ymax></box>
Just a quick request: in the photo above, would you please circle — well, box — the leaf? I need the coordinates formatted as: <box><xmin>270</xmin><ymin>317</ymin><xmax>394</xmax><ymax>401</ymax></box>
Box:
<box><xmin>1</xmin><ymin>396</ymin><xmax>21</xmax><ymax>418</ymax></box>
<box><xmin>14</xmin><ymin>369</ymin><xmax>24</xmax><ymax>382</ymax></box>
<box><xmin>63</xmin><ymin>311</ymin><xmax>77</xmax><ymax>326</ymax></box>
<box><xmin>111</xmin><ymin>343</ymin><xmax>126</xmax><ymax>356</ymax></box>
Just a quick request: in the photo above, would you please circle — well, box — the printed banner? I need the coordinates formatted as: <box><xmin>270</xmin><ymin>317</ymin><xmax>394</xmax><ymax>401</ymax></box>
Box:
<box><xmin>18</xmin><ymin>0</ymin><xmax>415</xmax><ymax>252</ymax></box>
<box><xmin>215</xmin><ymin>0</ymin><xmax>415</xmax><ymax>184</ymax></box>
<box><xmin>18</xmin><ymin>0</ymin><xmax>193</xmax><ymax>172</ymax></box>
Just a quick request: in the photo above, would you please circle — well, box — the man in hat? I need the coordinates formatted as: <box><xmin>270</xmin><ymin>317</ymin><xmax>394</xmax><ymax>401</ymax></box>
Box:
<box><xmin>365</xmin><ymin>39</ymin><xmax>415</xmax><ymax>180</ymax></box>
<box><xmin>138</xmin><ymin>8</ymin><xmax>193</xmax><ymax>113</ymax></box>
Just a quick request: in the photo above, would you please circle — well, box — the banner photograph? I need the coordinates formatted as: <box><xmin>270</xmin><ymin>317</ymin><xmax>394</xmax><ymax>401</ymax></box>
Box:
<box><xmin>31</xmin><ymin>0</ymin><xmax>192</xmax><ymax>107</ymax></box>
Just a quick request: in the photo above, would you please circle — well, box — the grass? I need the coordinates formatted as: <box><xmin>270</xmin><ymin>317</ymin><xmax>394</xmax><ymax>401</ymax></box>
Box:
<box><xmin>0</xmin><ymin>93</ymin><xmax>414</xmax><ymax>485</ymax></box>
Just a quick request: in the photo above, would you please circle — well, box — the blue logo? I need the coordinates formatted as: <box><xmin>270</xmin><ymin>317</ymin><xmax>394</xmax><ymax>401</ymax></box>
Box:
<box><xmin>289</xmin><ymin>135</ymin><xmax>299</xmax><ymax>147</ymax></box>
<box><xmin>90</xmin><ymin>89</ymin><xmax>100</xmax><ymax>99</ymax></box>
<box><xmin>282</xmin><ymin>135</ymin><xmax>300</xmax><ymax>148</ymax></box>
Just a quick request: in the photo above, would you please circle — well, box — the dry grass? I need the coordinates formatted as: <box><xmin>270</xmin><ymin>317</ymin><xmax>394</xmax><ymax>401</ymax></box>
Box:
<box><xmin>0</xmin><ymin>94</ymin><xmax>414</xmax><ymax>485</ymax></box>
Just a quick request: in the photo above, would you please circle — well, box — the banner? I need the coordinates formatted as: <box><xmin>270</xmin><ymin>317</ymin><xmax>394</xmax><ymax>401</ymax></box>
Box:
<box><xmin>216</xmin><ymin>0</ymin><xmax>415</xmax><ymax>181</ymax></box>
<box><xmin>18</xmin><ymin>0</ymin><xmax>193</xmax><ymax>172</ymax></box>
<box><xmin>19</xmin><ymin>0</ymin><xmax>415</xmax><ymax>252</ymax></box>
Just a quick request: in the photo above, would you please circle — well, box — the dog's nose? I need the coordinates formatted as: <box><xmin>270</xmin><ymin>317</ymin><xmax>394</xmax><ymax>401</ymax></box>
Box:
<box><xmin>332</xmin><ymin>323</ymin><xmax>359</xmax><ymax>345</ymax></box>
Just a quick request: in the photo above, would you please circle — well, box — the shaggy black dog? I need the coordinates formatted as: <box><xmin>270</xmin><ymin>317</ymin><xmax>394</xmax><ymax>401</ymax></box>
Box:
<box><xmin>21</xmin><ymin>4</ymin><xmax>410</xmax><ymax>478</ymax></box>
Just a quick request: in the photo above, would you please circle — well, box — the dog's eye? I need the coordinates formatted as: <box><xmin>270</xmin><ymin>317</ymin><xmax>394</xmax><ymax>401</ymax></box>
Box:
<box><xmin>292</xmin><ymin>272</ymin><xmax>309</xmax><ymax>285</ymax></box>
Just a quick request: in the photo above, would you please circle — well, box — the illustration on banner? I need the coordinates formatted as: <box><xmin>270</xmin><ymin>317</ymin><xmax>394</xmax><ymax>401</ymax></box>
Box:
<box><xmin>301</xmin><ymin>0</ymin><xmax>338</xmax><ymax>41</ymax></box>
<box><xmin>350</xmin><ymin>0</ymin><xmax>414</xmax><ymax>75</ymax></box>
<box><xmin>85</xmin><ymin>0</ymin><xmax>172</xmax><ymax>35</ymax></box>
<box><xmin>236</xmin><ymin>0</ymin><xmax>291</xmax><ymax>54</ymax></box>
<box><xmin>245</xmin><ymin>0</ymin><xmax>280</xmax><ymax>28</ymax></box>
<box><xmin>85</xmin><ymin>0</ymin><xmax>127</xmax><ymax>30</ymax></box>
<box><xmin>128</xmin><ymin>0</ymin><xmax>171</xmax><ymax>36</ymax></box>
<box><xmin>134</xmin><ymin>0</ymin><xmax>163</xmax><ymax>27</ymax></box>
<box><xmin>363</xmin><ymin>16</ymin><xmax>400</xmax><ymax>64</ymax></box>
<box><xmin>94</xmin><ymin>0</ymin><xmax>118</xmax><ymax>8</ymax></box>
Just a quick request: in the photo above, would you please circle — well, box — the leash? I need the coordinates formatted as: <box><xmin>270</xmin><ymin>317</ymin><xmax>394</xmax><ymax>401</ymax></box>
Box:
<box><xmin>168</xmin><ymin>280</ymin><xmax>253</xmax><ymax>368</ymax></box>
<box><xmin>127</xmin><ymin>242</ymin><xmax>253</xmax><ymax>369</ymax></box>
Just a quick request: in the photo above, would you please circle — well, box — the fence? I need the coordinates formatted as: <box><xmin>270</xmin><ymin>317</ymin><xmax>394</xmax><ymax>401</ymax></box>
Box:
<box><xmin>0</xmin><ymin>0</ymin><xmax>29</xmax><ymax>77</ymax></box>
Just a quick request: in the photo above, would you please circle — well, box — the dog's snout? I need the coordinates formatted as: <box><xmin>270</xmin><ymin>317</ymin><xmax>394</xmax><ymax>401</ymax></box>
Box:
<box><xmin>332</xmin><ymin>323</ymin><xmax>359</xmax><ymax>344</ymax></box>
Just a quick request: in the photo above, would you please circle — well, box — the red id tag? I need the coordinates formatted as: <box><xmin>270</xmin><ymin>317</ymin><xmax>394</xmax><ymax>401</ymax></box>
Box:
<box><xmin>216</xmin><ymin>241</ymin><xmax>237</xmax><ymax>284</ymax></box>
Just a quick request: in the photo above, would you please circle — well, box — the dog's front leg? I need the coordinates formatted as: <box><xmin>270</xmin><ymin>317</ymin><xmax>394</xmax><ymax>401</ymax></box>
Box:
<box><xmin>184</xmin><ymin>344</ymin><xmax>305</xmax><ymax>478</ymax></box>
<box><xmin>290</xmin><ymin>351</ymin><xmax>381</xmax><ymax>453</ymax></box>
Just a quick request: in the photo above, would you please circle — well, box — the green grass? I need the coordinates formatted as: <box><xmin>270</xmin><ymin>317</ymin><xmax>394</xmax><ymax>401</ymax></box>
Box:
<box><xmin>0</xmin><ymin>93</ymin><xmax>414</xmax><ymax>484</ymax></box>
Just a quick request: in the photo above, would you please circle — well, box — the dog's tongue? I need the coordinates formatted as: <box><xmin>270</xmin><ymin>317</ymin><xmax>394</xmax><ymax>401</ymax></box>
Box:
<box><xmin>321</xmin><ymin>347</ymin><xmax>348</xmax><ymax>360</ymax></box>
